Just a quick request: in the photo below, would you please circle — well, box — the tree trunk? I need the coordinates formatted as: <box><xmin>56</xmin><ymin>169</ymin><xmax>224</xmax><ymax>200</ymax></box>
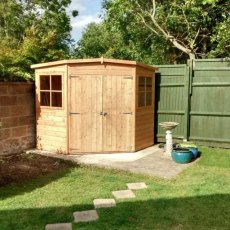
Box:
<box><xmin>170</xmin><ymin>38</ymin><xmax>195</xmax><ymax>60</ymax></box>
<box><xmin>188</xmin><ymin>52</ymin><xmax>195</xmax><ymax>60</ymax></box>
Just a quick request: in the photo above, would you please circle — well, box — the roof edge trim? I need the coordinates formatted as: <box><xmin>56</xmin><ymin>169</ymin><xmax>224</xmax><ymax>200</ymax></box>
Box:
<box><xmin>31</xmin><ymin>58</ymin><xmax>158</xmax><ymax>71</ymax></box>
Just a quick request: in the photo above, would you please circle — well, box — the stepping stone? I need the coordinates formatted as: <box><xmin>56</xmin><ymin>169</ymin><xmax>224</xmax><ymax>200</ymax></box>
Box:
<box><xmin>73</xmin><ymin>210</ymin><xmax>99</xmax><ymax>223</ymax></box>
<box><xmin>93</xmin><ymin>198</ymin><xmax>116</xmax><ymax>209</ymax></box>
<box><xmin>112</xmin><ymin>190</ymin><xmax>136</xmax><ymax>199</ymax></box>
<box><xmin>45</xmin><ymin>223</ymin><xmax>72</xmax><ymax>230</ymax></box>
<box><xmin>127</xmin><ymin>182</ymin><xmax>147</xmax><ymax>190</ymax></box>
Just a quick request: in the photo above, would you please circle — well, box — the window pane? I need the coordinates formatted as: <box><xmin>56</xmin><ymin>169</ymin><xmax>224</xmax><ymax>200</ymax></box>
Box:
<box><xmin>40</xmin><ymin>92</ymin><xmax>50</xmax><ymax>106</ymax></box>
<box><xmin>138</xmin><ymin>77</ymin><xmax>145</xmax><ymax>91</ymax></box>
<box><xmin>52</xmin><ymin>92</ymin><xmax>62</xmax><ymax>107</ymax></box>
<box><xmin>146</xmin><ymin>92</ymin><xmax>152</xmax><ymax>106</ymax></box>
<box><xmin>138</xmin><ymin>92</ymin><xmax>145</xmax><ymax>107</ymax></box>
<box><xmin>146</xmin><ymin>77</ymin><xmax>152</xmax><ymax>91</ymax></box>
<box><xmin>40</xmin><ymin>75</ymin><xmax>50</xmax><ymax>90</ymax></box>
<box><xmin>52</xmin><ymin>75</ymin><xmax>62</xmax><ymax>90</ymax></box>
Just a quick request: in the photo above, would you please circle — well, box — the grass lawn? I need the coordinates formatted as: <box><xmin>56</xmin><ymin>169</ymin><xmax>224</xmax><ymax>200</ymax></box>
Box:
<box><xmin>0</xmin><ymin>147</ymin><xmax>229</xmax><ymax>230</ymax></box>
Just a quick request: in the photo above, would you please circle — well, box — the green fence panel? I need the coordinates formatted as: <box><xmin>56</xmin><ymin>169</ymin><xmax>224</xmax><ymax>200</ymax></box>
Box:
<box><xmin>189</xmin><ymin>59</ymin><xmax>230</xmax><ymax>147</ymax></box>
<box><xmin>155</xmin><ymin>65</ymin><xmax>189</xmax><ymax>142</ymax></box>
<box><xmin>155</xmin><ymin>59</ymin><xmax>230</xmax><ymax>148</ymax></box>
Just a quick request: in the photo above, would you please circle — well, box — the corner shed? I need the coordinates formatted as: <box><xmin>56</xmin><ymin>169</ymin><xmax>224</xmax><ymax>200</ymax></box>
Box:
<box><xmin>31</xmin><ymin>58</ymin><xmax>157</xmax><ymax>154</ymax></box>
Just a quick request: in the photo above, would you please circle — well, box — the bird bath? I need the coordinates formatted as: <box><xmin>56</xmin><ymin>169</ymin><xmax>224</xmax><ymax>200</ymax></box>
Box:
<box><xmin>159</xmin><ymin>122</ymin><xmax>179</xmax><ymax>157</ymax></box>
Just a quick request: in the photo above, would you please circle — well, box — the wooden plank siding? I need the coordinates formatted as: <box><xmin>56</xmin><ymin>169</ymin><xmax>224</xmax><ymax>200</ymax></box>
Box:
<box><xmin>135</xmin><ymin>66</ymin><xmax>155</xmax><ymax>150</ymax></box>
<box><xmin>155</xmin><ymin>65</ymin><xmax>188</xmax><ymax>142</ymax></box>
<box><xmin>189</xmin><ymin>59</ymin><xmax>230</xmax><ymax>148</ymax></box>
<box><xmin>156</xmin><ymin>59</ymin><xmax>230</xmax><ymax>148</ymax></box>
<box><xmin>69</xmin><ymin>75</ymin><xmax>103</xmax><ymax>153</ymax></box>
<box><xmin>32</xmin><ymin>59</ymin><xmax>157</xmax><ymax>153</ymax></box>
<box><xmin>68</xmin><ymin>63</ymin><xmax>137</xmax><ymax>153</ymax></box>
<box><xmin>35</xmin><ymin>65</ymin><xmax>68</xmax><ymax>153</ymax></box>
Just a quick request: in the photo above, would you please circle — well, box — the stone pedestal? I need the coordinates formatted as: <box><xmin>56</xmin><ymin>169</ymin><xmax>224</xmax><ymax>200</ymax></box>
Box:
<box><xmin>165</xmin><ymin>130</ymin><xmax>173</xmax><ymax>157</ymax></box>
<box><xmin>159</xmin><ymin>122</ymin><xmax>179</xmax><ymax>159</ymax></box>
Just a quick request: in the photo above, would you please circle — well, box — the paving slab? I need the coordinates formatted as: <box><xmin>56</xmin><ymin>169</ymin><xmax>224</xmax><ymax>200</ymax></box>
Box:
<box><xmin>127</xmin><ymin>182</ymin><xmax>147</xmax><ymax>190</ymax></box>
<box><xmin>93</xmin><ymin>198</ymin><xmax>116</xmax><ymax>209</ymax></box>
<box><xmin>28</xmin><ymin>145</ymin><xmax>198</xmax><ymax>179</ymax></box>
<box><xmin>112</xmin><ymin>190</ymin><xmax>136</xmax><ymax>199</ymax></box>
<box><xmin>73</xmin><ymin>210</ymin><xmax>99</xmax><ymax>223</ymax></box>
<box><xmin>45</xmin><ymin>223</ymin><xmax>72</xmax><ymax>230</ymax></box>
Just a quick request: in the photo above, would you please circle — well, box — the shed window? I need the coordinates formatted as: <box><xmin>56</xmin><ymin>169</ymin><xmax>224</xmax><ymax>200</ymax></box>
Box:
<box><xmin>40</xmin><ymin>75</ymin><xmax>62</xmax><ymax>107</ymax></box>
<box><xmin>138</xmin><ymin>76</ymin><xmax>153</xmax><ymax>107</ymax></box>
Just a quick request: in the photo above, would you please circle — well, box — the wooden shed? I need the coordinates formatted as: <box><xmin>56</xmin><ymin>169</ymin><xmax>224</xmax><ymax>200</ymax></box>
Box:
<box><xmin>31</xmin><ymin>58</ymin><xmax>157</xmax><ymax>154</ymax></box>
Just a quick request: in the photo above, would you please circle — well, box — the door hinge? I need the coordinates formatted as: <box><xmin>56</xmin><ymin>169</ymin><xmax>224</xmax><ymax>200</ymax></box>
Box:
<box><xmin>123</xmin><ymin>76</ymin><xmax>133</xmax><ymax>79</ymax></box>
<box><xmin>69</xmin><ymin>112</ymin><xmax>81</xmax><ymax>115</ymax></box>
<box><xmin>69</xmin><ymin>75</ymin><xmax>81</xmax><ymax>78</ymax></box>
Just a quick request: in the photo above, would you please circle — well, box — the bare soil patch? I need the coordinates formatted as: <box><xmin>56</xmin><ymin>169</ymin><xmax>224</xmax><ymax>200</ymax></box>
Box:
<box><xmin>0</xmin><ymin>153</ymin><xmax>76</xmax><ymax>187</ymax></box>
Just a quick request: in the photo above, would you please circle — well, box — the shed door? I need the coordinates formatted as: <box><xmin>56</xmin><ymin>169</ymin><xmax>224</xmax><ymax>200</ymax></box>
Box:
<box><xmin>103</xmin><ymin>75</ymin><xmax>133</xmax><ymax>152</ymax></box>
<box><xmin>69</xmin><ymin>75</ymin><xmax>133</xmax><ymax>153</ymax></box>
<box><xmin>69</xmin><ymin>75</ymin><xmax>103</xmax><ymax>152</ymax></box>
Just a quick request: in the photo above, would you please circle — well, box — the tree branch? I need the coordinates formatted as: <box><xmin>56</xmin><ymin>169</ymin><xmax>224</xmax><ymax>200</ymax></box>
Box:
<box><xmin>152</xmin><ymin>0</ymin><xmax>156</xmax><ymax>18</ymax></box>
<box><xmin>181</xmin><ymin>7</ymin><xmax>190</xmax><ymax>32</ymax></box>
<box><xmin>191</xmin><ymin>27</ymin><xmax>200</xmax><ymax>49</ymax></box>
<box><xmin>132</xmin><ymin>0</ymin><xmax>196</xmax><ymax>59</ymax></box>
<box><xmin>136</xmin><ymin>12</ymin><xmax>159</xmax><ymax>35</ymax></box>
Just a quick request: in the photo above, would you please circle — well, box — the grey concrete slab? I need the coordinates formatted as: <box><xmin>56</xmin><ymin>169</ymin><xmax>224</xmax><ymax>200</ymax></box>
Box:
<box><xmin>45</xmin><ymin>223</ymin><xmax>72</xmax><ymax>230</ymax></box>
<box><xmin>73</xmin><ymin>210</ymin><xmax>99</xmax><ymax>223</ymax></box>
<box><xmin>27</xmin><ymin>145</ymin><xmax>198</xmax><ymax>179</ymax></box>
<box><xmin>112</xmin><ymin>190</ymin><xmax>136</xmax><ymax>199</ymax></box>
<box><xmin>88</xmin><ymin>150</ymin><xmax>197</xmax><ymax>179</ymax></box>
<box><xmin>127</xmin><ymin>182</ymin><xmax>147</xmax><ymax>190</ymax></box>
<box><xmin>93</xmin><ymin>198</ymin><xmax>116</xmax><ymax>209</ymax></box>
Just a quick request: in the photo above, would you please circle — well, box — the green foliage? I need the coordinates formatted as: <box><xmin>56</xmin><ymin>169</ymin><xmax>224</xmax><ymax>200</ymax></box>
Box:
<box><xmin>0</xmin><ymin>0</ymin><xmax>77</xmax><ymax>81</ymax></box>
<box><xmin>210</xmin><ymin>18</ymin><xmax>230</xmax><ymax>57</ymax></box>
<box><xmin>92</xmin><ymin>0</ymin><xmax>230</xmax><ymax>63</ymax></box>
<box><xmin>75</xmin><ymin>21</ymin><xmax>179</xmax><ymax>65</ymax></box>
<box><xmin>75</xmin><ymin>23</ymin><xmax>123</xmax><ymax>59</ymax></box>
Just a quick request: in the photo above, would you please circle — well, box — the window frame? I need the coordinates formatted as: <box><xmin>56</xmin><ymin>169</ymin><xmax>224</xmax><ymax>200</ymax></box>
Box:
<box><xmin>137</xmin><ymin>76</ymin><xmax>153</xmax><ymax>108</ymax></box>
<box><xmin>39</xmin><ymin>73</ymin><xmax>63</xmax><ymax>109</ymax></box>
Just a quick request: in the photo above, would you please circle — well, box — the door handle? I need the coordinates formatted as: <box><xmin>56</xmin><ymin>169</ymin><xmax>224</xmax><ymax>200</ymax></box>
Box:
<box><xmin>123</xmin><ymin>112</ymin><xmax>132</xmax><ymax>115</ymax></box>
<box><xmin>100</xmin><ymin>112</ymin><xmax>108</xmax><ymax>116</ymax></box>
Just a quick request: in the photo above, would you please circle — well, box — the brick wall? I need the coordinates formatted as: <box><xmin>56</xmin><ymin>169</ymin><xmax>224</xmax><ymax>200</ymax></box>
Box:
<box><xmin>0</xmin><ymin>82</ymin><xmax>36</xmax><ymax>155</ymax></box>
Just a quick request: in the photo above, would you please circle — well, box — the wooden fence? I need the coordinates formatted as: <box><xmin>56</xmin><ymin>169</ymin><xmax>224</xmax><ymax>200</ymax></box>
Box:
<box><xmin>155</xmin><ymin>59</ymin><xmax>230</xmax><ymax>148</ymax></box>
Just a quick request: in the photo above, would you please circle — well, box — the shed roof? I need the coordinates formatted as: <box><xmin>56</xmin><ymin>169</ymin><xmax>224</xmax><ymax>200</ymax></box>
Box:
<box><xmin>31</xmin><ymin>58</ymin><xmax>158</xmax><ymax>71</ymax></box>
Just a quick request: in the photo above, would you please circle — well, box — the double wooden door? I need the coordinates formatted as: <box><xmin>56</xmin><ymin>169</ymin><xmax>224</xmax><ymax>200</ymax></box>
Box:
<box><xmin>69</xmin><ymin>75</ymin><xmax>134</xmax><ymax>153</ymax></box>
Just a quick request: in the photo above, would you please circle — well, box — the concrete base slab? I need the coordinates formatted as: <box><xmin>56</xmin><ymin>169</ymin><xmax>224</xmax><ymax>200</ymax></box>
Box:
<box><xmin>127</xmin><ymin>182</ymin><xmax>147</xmax><ymax>190</ymax></box>
<box><xmin>73</xmin><ymin>210</ymin><xmax>99</xmax><ymax>223</ymax></box>
<box><xmin>27</xmin><ymin>145</ymin><xmax>198</xmax><ymax>179</ymax></box>
<box><xmin>93</xmin><ymin>198</ymin><xmax>116</xmax><ymax>208</ymax></box>
<box><xmin>45</xmin><ymin>223</ymin><xmax>72</xmax><ymax>230</ymax></box>
<box><xmin>112</xmin><ymin>190</ymin><xmax>136</xmax><ymax>199</ymax></box>
<box><xmin>26</xmin><ymin>146</ymin><xmax>158</xmax><ymax>163</ymax></box>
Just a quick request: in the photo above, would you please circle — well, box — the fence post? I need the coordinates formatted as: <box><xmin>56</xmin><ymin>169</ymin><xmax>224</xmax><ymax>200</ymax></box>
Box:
<box><xmin>184</xmin><ymin>60</ymin><xmax>192</xmax><ymax>141</ymax></box>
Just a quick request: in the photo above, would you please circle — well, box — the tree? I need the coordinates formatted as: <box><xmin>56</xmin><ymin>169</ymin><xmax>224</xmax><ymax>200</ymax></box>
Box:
<box><xmin>75</xmin><ymin>23</ymin><xmax>123</xmax><ymax>58</ymax></box>
<box><xmin>102</xmin><ymin>0</ymin><xmax>230</xmax><ymax>60</ymax></box>
<box><xmin>211</xmin><ymin>18</ymin><xmax>230</xmax><ymax>57</ymax></box>
<box><xmin>0</xmin><ymin>0</ymin><xmax>24</xmax><ymax>39</ymax></box>
<box><xmin>0</xmin><ymin>0</ymin><xmax>77</xmax><ymax>81</ymax></box>
<box><xmin>75</xmin><ymin>21</ymin><xmax>179</xmax><ymax>65</ymax></box>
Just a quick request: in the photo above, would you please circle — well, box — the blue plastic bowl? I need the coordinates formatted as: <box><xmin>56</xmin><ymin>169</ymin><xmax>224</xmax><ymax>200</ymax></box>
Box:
<box><xmin>179</xmin><ymin>144</ymin><xmax>198</xmax><ymax>159</ymax></box>
<box><xmin>172</xmin><ymin>148</ymin><xmax>193</xmax><ymax>164</ymax></box>
<box><xmin>188</xmin><ymin>147</ymin><xmax>198</xmax><ymax>159</ymax></box>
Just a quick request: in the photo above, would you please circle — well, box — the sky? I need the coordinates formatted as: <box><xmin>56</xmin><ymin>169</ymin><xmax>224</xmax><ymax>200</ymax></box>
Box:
<box><xmin>67</xmin><ymin>0</ymin><xmax>103</xmax><ymax>42</ymax></box>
